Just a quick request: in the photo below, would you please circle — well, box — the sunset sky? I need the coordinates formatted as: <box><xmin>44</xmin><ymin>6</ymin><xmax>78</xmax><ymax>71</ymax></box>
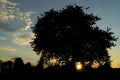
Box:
<box><xmin>0</xmin><ymin>0</ymin><xmax>120</xmax><ymax>68</ymax></box>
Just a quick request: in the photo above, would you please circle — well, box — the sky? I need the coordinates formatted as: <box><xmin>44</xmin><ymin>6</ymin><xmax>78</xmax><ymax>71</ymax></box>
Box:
<box><xmin>0</xmin><ymin>0</ymin><xmax>120</xmax><ymax>68</ymax></box>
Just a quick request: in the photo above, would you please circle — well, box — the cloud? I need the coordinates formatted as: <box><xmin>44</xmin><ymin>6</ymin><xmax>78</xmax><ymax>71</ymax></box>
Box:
<box><xmin>0</xmin><ymin>36</ymin><xmax>6</xmax><ymax>40</ymax></box>
<box><xmin>0</xmin><ymin>45</ymin><xmax>16</xmax><ymax>52</ymax></box>
<box><xmin>0</xmin><ymin>57</ymin><xmax>11</xmax><ymax>62</ymax></box>
<box><xmin>0</xmin><ymin>21</ymin><xmax>18</xmax><ymax>32</ymax></box>
<box><xmin>0</xmin><ymin>0</ymin><xmax>34</xmax><ymax>32</ymax></box>
<box><xmin>13</xmin><ymin>33</ymin><xmax>35</xmax><ymax>45</ymax></box>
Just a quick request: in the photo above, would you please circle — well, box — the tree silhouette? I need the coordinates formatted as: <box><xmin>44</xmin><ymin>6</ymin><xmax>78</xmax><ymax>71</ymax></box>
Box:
<box><xmin>31</xmin><ymin>5</ymin><xmax>117</xmax><ymax>69</ymax></box>
<box><xmin>13</xmin><ymin>57</ymin><xmax>25</xmax><ymax>73</ymax></box>
<box><xmin>0</xmin><ymin>60</ymin><xmax>3</xmax><ymax>74</ymax></box>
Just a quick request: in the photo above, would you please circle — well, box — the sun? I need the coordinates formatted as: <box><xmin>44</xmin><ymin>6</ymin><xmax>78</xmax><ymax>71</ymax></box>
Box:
<box><xmin>75</xmin><ymin>62</ymin><xmax>82</xmax><ymax>70</ymax></box>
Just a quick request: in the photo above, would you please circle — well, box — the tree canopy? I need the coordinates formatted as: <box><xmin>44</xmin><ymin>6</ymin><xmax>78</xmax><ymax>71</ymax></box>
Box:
<box><xmin>31</xmin><ymin>5</ymin><xmax>117</xmax><ymax>68</ymax></box>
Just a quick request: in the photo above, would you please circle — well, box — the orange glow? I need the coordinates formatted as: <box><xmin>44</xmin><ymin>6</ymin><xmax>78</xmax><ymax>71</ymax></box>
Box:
<box><xmin>75</xmin><ymin>62</ymin><xmax>82</xmax><ymax>70</ymax></box>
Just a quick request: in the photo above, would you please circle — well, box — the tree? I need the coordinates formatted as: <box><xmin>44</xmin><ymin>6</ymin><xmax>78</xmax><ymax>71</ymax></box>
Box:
<box><xmin>13</xmin><ymin>57</ymin><xmax>25</xmax><ymax>73</ymax></box>
<box><xmin>31</xmin><ymin>5</ymin><xmax>117</xmax><ymax>69</ymax></box>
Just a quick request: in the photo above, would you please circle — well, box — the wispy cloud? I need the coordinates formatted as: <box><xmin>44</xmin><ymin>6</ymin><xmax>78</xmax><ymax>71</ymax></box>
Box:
<box><xmin>0</xmin><ymin>45</ymin><xmax>16</xmax><ymax>52</ymax></box>
<box><xmin>13</xmin><ymin>33</ymin><xmax>35</xmax><ymax>45</ymax></box>
<box><xmin>0</xmin><ymin>36</ymin><xmax>6</xmax><ymax>40</ymax></box>
<box><xmin>0</xmin><ymin>0</ymin><xmax>34</xmax><ymax>32</ymax></box>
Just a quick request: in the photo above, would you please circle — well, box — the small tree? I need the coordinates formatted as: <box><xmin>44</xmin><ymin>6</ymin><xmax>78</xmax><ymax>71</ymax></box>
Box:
<box><xmin>13</xmin><ymin>57</ymin><xmax>25</xmax><ymax>73</ymax></box>
<box><xmin>31</xmin><ymin>5</ymin><xmax>117</xmax><ymax>69</ymax></box>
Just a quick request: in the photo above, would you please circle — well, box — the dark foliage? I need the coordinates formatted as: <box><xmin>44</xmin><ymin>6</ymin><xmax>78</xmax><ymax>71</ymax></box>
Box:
<box><xmin>30</xmin><ymin>5</ymin><xmax>117</xmax><ymax>68</ymax></box>
<box><xmin>0</xmin><ymin>5</ymin><xmax>118</xmax><ymax>80</ymax></box>
<box><xmin>0</xmin><ymin>58</ymin><xmax>120</xmax><ymax>80</ymax></box>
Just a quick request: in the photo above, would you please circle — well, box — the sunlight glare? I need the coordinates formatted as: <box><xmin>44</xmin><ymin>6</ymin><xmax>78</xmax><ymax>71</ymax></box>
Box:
<box><xmin>75</xmin><ymin>62</ymin><xmax>82</xmax><ymax>70</ymax></box>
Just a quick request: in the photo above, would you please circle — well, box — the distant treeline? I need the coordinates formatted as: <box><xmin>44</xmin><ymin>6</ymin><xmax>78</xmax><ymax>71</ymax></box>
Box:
<box><xmin>0</xmin><ymin>57</ymin><xmax>120</xmax><ymax>80</ymax></box>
